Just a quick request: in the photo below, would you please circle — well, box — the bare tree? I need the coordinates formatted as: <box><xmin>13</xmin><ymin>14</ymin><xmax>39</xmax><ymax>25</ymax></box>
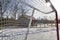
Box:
<box><xmin>12</xmin><ymin>1</ymin><xmax>31</xmax><ymax>20</ymax></box>
<box><xmin>0</xmin><ymin>0</ymin><xmax>11</xmax><ymax>18</ymax></box>
<box><xmin>0</xmin><ymin>0</ymin><xmax>11</xmax><ymax>27</ymax></box>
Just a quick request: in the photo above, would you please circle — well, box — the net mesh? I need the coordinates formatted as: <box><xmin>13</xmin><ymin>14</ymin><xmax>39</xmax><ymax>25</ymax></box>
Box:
<box><xmin>0</xmin><ymin>0</ymin><xmax>58</xmax><ymax>40</ymax></box>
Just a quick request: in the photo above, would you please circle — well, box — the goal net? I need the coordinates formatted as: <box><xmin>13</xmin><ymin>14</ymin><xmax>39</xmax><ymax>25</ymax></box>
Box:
<box><xmin>0</xmin><ymin>0</ymin><xmax>58</xmax><ymax>40</ymax></box>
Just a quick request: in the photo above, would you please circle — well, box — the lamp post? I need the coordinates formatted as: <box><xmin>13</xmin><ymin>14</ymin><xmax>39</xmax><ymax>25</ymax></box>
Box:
<box><xmin>45</xmin><ymin>0</ymin><xmax>59</xmax><ymax>40</ymax></box>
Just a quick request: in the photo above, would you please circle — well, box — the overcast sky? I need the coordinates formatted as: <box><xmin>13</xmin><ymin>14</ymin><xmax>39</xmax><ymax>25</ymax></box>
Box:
<box><xmin>26</xmin><ymin>0</ymin><xmax>60</xmax><ymax>20</ymax></box>
<box><xmin>3</xmin><ymin>0</ymin><xmax>60</xmax><ymax>20</ymax></box>
<box><xmin>24</xmin><ymin>0</ymin><xmax>55</xmax><ymax>20</ymax></box>
<box><xmin>50</xmin><ymin>0</ymin><xmax>60</xmax><ymax>19</ymax></box>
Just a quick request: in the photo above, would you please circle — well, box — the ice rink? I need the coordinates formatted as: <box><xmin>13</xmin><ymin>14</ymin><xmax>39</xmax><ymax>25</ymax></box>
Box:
<box><xmin>0</xmin><ymin>27</ymin><xmax>59</xmax><ymax>40</ymax></box>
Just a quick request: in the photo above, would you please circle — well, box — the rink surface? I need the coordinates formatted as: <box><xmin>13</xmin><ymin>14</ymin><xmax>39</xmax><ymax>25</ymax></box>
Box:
<box><xmin>0</xmin><ymin>27</ymin><xmax>59</xmax><ymax>40</ymax></box>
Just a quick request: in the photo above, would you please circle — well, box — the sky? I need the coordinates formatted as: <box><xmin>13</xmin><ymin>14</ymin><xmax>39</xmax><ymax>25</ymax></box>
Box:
<box><xmin>3</xmin><ymin>0</ymin><xmax>60</xmax><ymax>20</ymax></box>
<box><xmin>25</xmin><ymin>0</ymin><xmax>55</xmax><ymax>20</ymax></box>
<box><xmin>28</xmin><ymin>0</ymin><xmax>60</xmax><ymax>20</ymax></box>
<box><xmin>50</xmin><ymin>0</ymin><xmax>60</xmax><ymax>19</ymax></box>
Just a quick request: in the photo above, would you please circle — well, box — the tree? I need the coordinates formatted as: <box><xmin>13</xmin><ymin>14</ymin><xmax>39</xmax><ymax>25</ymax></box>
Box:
<box><xmin>0</xmin><ymin>0</ymin><xmax>11</xmax><ymax>18</ymax></box>
<box><xmin>12</xmin><ymin>0</ymin><xmax>31</xmax><ymax>20</ymax></box>
<box><xmin>0</xmin><ymin>0</ymin><xmax>31</xmax><ymax>19</ymax></box>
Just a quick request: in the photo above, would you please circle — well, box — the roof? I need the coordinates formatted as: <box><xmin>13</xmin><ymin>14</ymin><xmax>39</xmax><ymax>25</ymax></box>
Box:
<box><xmin>19</xmin><ymin>14</ymin><xmax>36</xmax><ymax>20</ymax></box>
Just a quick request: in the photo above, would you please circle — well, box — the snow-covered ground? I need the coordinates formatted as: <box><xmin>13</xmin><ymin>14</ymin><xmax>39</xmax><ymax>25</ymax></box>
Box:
<box><xmin>0</xmin><ymin>27</ymin><xmax>59</xmax><ymax>40</ymax></box>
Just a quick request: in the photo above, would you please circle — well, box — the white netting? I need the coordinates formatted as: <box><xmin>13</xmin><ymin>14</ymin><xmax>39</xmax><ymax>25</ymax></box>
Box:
<box><xmin>0</xmin><ymin>0</ymin><xmax>58</xmax><ymax>40</ymax></box>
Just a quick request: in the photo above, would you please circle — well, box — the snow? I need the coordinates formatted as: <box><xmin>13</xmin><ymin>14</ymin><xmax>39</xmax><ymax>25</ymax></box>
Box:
<box><xmin>0</xmin><ymin>28</ymin><xmax>59</xmax><ymax>40</ymax></box>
